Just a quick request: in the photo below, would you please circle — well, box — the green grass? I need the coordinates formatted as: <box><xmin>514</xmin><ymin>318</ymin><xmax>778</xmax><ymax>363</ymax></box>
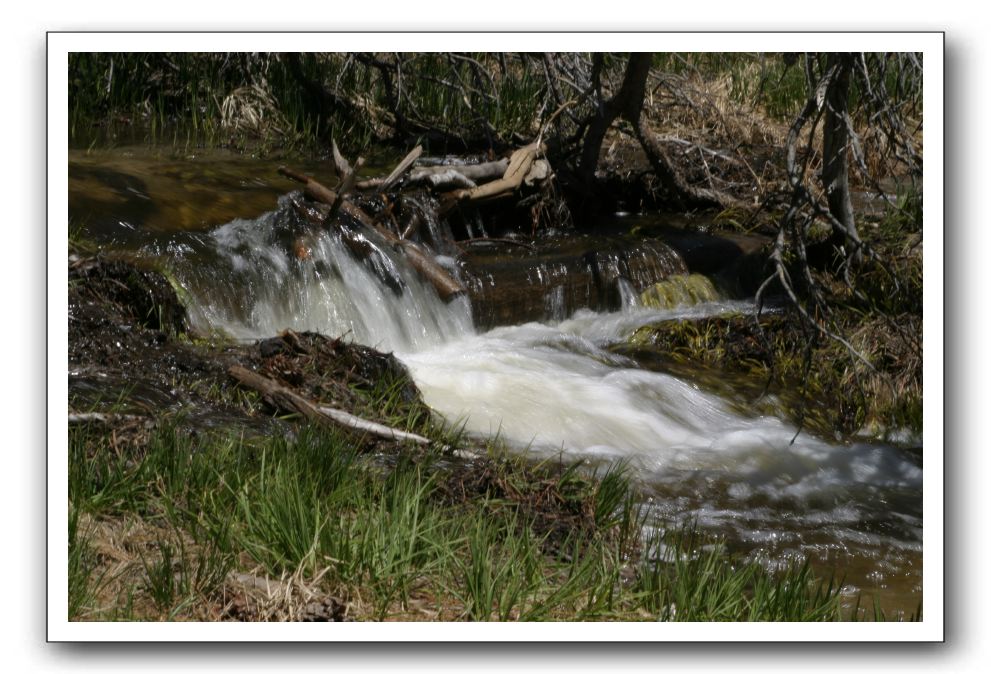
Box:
<box><xmin>68</xmin><ymin>420</ymin><xmax>874</xmax><ymax>622</ymax></box>
<box><xmin>69</xmin><ymin>52</ymin><xmax>546</xmax><ymax>157</ymax></box>
<box><xmin>635</xmin><ymin>527</ymin><xmax>843</xmax><ymax>621</ymax></box>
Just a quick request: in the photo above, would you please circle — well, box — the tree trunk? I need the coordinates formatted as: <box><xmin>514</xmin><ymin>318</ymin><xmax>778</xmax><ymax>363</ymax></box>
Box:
<box><xmin>579</xmin><ymin>53</ymin><xmax>653</xmax><ymax>184</ymax></box>
<box><xmin>821</xmin><ymin>52</ymin><xmax>862</xmax><ymax>261</ymax></box>
<box><xmin>578</xmin><ymin>53</ymin><xmax>738</xmax><ymax>211</ymax></box>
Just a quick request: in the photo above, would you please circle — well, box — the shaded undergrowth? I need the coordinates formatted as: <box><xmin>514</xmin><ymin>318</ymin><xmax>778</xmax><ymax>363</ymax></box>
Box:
<box><xmin>620</xmin><ymin>191</ymin><xmax>923</xmax><ymax>444</ymax></box>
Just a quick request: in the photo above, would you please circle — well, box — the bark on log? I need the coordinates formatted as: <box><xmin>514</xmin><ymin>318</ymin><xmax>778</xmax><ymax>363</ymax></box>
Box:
<box><xmin>279</xmin><ymin>167</ymin><xmax>465</xmax><ymax>300</ymax></box>
<box><xmin>228</xmin><ymin>365</ymin><xmax>430</xmax><ymax>445</ymax></box>
<box><xmin>354</xmin><ymin>158</ymin><xmax>510</xmax><ymax>191</ymax></box>
<box><xmin>391</xmin><ymin>238</ymin><xmax>463</xmax><ymax>300</ymax></box>
<box><xmin>278</xmin><ymin>166</ymin><xmax>342</xmax><ymax>211</ymax></box>
<box><xmin>377</xmin><ymin>145</ymin><xmax>423</xmax><ymax>192</ymax></box>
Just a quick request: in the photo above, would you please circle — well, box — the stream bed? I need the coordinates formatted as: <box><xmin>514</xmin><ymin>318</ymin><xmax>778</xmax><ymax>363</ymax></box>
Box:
<box><xmin>68</xmin><ymin>147</ymin><xmax>924</xmax><ymax>618</ymax></box>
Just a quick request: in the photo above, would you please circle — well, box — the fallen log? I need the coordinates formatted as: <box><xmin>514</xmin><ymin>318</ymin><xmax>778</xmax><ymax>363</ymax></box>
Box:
<box><xmin>228</xmin><ymin>365</ymin><xmax>430</xmax><ymax>445</ymax></box>
<box><xmin>354</xmin><ymin>158</ymin><xmax>509</xmax><ymax>191</ymax></box>
<box><xmin>278</xmin><ymin>167</ymin><xmax>465</xmax><ymax>300</ymax></box>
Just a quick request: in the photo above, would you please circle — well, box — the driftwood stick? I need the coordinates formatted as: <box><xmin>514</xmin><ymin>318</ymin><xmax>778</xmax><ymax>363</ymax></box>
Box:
<box><xmin>279</xmin><ymin>166</ymin><xmax>465</xmax><ymax>301</ymax></box>
<box><xmin>228</xmin><ymin>365</ymin><xmax>430</xmax><ymax>445</ymax></box>
<box><xmin>229</xmin><ymin>365</ymin><xmax>326</xmax><ymax>425</ymax></box>
<box><xmin>378</xmin><ymin>145</ymin><xmax>423</xmax><ymax>193</ymax></box>
<box><xmin>68</xmin><ymin>412</ymin><xmax>145</xmax><ymax>424</ymax></box>
<box><xmin>354</xmin><ymin>159</ymin><xmax>509</xmax><ymax>191</ymax></box>
<box><xmin>315</xmin><ymin>406</ymin><xmax>430</xmax><ymax>445</ymax></box>
<box><xmin>410</xmin><ymin>160</ymin><xmax>509</xmax><ymax>179</ymax></box>
<box><xmin>424</xmin><ymin>170</ymin><xmax>477</xmax><ymax>191</ymax></box>
<box><xmin>449</xmin><ymin>142</ymin><xmax>546</xmax><ymax>203</ymax></box>
<box><xmin>327</xmin><ymin>157</ymin><xmax>365</xmax><ymax>219</ymax></box>
<box><xmin>331</xmin><ymin>138</ymin><xmax>351</xmax><ymax>179</ymax></box>
<box><xmin>278</xmin><ymin>166</ymin><xmax>341</xmax><ymax>211</ymax></box>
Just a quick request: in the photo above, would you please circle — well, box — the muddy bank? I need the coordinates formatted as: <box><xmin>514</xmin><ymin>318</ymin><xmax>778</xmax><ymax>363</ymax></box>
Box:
<box><xmin>68</xmin><ymin>253</ymin><xmax>426</xmax><ymax>442</ymax></box>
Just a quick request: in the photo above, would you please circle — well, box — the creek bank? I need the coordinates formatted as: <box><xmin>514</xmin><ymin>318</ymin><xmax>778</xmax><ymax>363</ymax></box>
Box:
<box><xmin>69</xmin><ymin>256</ymin><xmax>705</xmax><ymax>622</ymax></box>
<box><xmin>69</xmin><ymin>252</ymin><xmax>428</xmax><ymax>445</ymax></box>
<box><xmin>613</xmin><ymin>311</ymin><xmax>922</xmax><ymax>447</ymax></box>
<box><xmin>67</xmin><ymin>251</ymin><xmax>631</xmax><ymax>550</ymax></box>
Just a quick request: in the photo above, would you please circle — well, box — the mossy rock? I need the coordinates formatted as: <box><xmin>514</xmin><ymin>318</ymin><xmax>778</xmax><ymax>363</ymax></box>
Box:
<box><xmin>639</xmin><ymin>274</ymin><xmax>721</xmax><ymax>310</ymax></box>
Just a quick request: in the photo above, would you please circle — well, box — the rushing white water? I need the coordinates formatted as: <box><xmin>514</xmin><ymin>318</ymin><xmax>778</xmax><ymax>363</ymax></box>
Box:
<box><xmin>401</xmin><ymin>309</ymin><xmax>921</xmax><ymax>499</ymax></box>
<box><xmin>162</xmin><ymin>197</ymin><xmax>473</xmax><ymax>353</ymax></box>
<box><xmin>160</xmin><ymin>204</ymin><xmax>922</xmax><ymax>605</ymax></box>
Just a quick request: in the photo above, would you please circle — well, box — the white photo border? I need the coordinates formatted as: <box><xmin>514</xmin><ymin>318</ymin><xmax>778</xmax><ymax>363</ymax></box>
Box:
<box><xmin>48</xmin><ymin>31</ymin><xmax>944</xmax><ymax>642</ymax></box>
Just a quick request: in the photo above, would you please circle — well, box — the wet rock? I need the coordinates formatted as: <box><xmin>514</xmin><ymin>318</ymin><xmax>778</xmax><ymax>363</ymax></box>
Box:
<box><xmin>640</xmin><ymin>273</ymin><xmax>720</xmax><ymax>309</ymax></box>
<box><xmin>69</xmin><ymin>256</ymin><xmax>187</xmax><ymax>336</ymax></box>
<box><xmin>460</xmin><ymin>236</ymin><xmax>687</xmax><ymax>328</ymax></box>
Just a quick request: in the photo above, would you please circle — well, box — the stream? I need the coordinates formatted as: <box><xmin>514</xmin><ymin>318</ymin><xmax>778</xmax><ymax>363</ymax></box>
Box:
<box><xmin>69</xmin><ymin>147</ymin><xmax>923</xmax><ymax>618</ymax></box>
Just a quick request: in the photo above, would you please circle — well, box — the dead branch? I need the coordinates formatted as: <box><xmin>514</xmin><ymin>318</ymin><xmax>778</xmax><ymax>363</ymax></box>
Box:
<box><xmin>377</xmin><ymin>145</ymin><xmax>423</xmax><ymax>193</ymax></box>
<box><xmin>634</xmin><ymin>118</ymin><xmax>744</xmax><ymax>211</ymax></box>
<box><xmin>228</xmin><ymin>365</ymin><xmax>430</xmax><ymax>445</ymax></box>
<box><xmin>278</xmin><ymin>166</ymin><xmax>465</xmax><ymax>300</ymax></box>
<box><xmin>448</xmin><ymin>142</ymin><xmax>545</xmax><ymax>203</ymax></box>
<box><xmin>327</xmin><ymin>157</ymin><xmax>365</xmax><ymax>220</ymax></box>
<box><xmin>278</xmin><ymin>166</ymin><xmax>342</xmax><ymax>211</ymax></box>
<box><xmin>354</xmin><ymin>157</ymin><xmax>509</xmax><ymax>191</ymax></box>
<box><xmin>330</xmin><ymin>138</ymin><xmax>351</xmax><ymax>179</ymax></box>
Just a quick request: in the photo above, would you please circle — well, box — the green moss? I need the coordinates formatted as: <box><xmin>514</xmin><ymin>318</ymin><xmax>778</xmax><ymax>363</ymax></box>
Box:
<box><xmin>622</xmin><ymin>311</ymin><xmax>922</xmax><ymax>441</ymax></box>
<box><xmin>640</xmin><ymin>274</ymin><xmax>721</xmax><ymax>310</ymax></box>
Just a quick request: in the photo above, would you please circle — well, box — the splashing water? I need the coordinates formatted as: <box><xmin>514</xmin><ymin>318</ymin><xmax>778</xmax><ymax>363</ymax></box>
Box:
<box><xmin>156</xmin><ymin>201</ymin><xmax>922</xmax><ymax>614</ymax></box>
<box><xmin>159</xmin><ymin>196</ymin><xmax>473</xmax><ymax>353</ymax></box>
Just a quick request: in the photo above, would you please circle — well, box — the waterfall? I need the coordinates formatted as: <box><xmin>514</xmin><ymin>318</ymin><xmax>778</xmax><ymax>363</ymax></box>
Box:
<box><xmin>158</xmin><ymin>195</ymin><xmax>473</xmax><ymax>353</ymax></box>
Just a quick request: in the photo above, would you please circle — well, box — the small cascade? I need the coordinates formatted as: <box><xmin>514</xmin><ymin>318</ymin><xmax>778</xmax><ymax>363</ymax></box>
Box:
<box><xmin>616</xmin><ymin>277</ymin><xmax>641</xmax><ymax>313</ymax></box>
<box><xmin>399</xmin><ymin>192</ymin><xmax>460</xmax><ymax>257</ymax></box>
<box><xmin>461</xmin><ymin>237</ymin><xmax>688</xmax><ymax>328</ymax></box>
<box><xmin>70</xmin><ymin>150</ymin><xmax>924</xmax><ymax>614</ymax></box>
<box><xmin>156</xmin><ymin>195</ymin><xmax>473</xmax><ymax>353</ymax></box>
<box><xmin>137</xmin><ymin>195</ymin><xmax>920</xmax><ymax>608</ymax></box>
<box><xmin>544</xmin><ymin>285</ymin><xmax>567</xmax><ymax>321</ymax></box>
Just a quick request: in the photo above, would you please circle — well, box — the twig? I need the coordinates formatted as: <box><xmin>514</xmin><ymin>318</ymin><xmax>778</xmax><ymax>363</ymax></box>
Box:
<box><xmin>228</xmin><ymin>365</ymin><xmax>430</xmax><ymax>445</ymax></box>
<box><xmin>377</xmin><ymin>145</ymin><xmax>423</xmax><ymax>193</ymax></box>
